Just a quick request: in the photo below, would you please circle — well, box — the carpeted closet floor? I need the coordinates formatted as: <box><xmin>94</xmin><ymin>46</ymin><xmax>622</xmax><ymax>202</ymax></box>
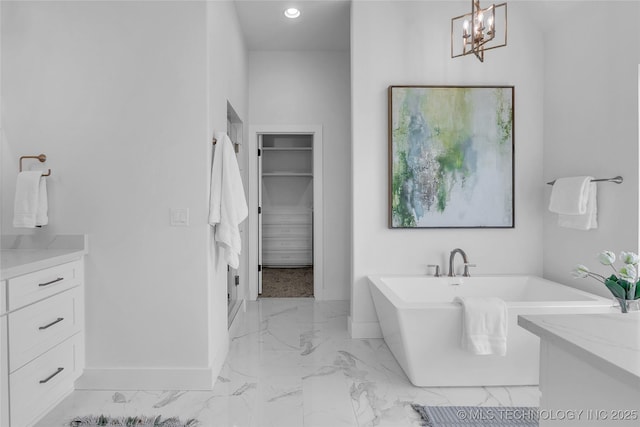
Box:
<box><xmin>261</xmin><ymin>267</ymin><xmax>313</xmax><ymax>297</ymax></box>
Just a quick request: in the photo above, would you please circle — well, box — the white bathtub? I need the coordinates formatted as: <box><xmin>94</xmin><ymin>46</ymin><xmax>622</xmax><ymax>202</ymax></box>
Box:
<box><xmin>368</xmin><ymin>275</ymin><xmax>613</xmax><ymax>387</ymax></box>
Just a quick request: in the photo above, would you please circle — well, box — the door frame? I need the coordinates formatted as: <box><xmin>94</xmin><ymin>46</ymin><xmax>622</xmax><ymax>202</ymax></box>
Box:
<box><xmin>248</xmin><ymin>125</ymin><xmax>324</xmax><ymax>300</ymax></box>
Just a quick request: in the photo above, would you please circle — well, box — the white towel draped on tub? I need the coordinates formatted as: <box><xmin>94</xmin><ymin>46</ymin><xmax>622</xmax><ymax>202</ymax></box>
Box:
<box><xmin>454</xmin><ymin>296</ymin><xmax>508</xmax><ymax>356</ymax></box>
<box><xmin>13</xmin><ymin>171</ymin><xmax>48</xmax><ymax>228</ymax></box>
<box><xmin>548</xmin><ymin>176</ymin><xmax>597</xmax><ymax>230</ymax></box>
<box><xmin>209</xmin><ymin>132</ymin><xmax>248</xmax><ymax>269</ymax></box>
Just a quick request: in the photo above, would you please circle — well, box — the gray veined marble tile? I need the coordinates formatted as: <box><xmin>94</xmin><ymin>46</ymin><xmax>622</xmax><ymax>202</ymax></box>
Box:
<box><xmin>112</xmin><ymin>392</ymin><xmax>129</xmax><ymax>403</ymax></box>
<box><xmin>231</xmin><ymin>382</ymin><xmax>258</xmax><ymax>396</ymax></box>
<box><xmin>303</xmin><ymin>374</ymin><xmax>358</xmax><ymax>427</ymax></box>
<box><xmin>152</xmin><ymin>391</ymin><xmax>188</xmax><ymax>408</ymax></box>
<box><xmin>300</xmin><ymin>329</ymin><xmax>322</xmax><ymax>356</ymax></box>
<box><xmin>259</xmin><ymin>327</ymin><xmax>301</xmax><ymax>351</ymax></box>
<box><xmin>35</xmin><ymin>299</ymin><xmax>540</xmax><ymax>427</ymax></box>
<box><xmin>267</xmin><ymin>388</ymin><xmax>303</xmax><ymax>403</ymax></box>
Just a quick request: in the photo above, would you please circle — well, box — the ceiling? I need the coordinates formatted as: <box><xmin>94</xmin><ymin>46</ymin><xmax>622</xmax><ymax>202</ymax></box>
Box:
<box><xmin>234</xmin><ymin>0</ymin><xmax>351</xmax><ymax>51</ymax></box>
<box><xmin>233</xmin><ymin>1</ymin><xmax>590</xmax><ymax>51</ymax></box>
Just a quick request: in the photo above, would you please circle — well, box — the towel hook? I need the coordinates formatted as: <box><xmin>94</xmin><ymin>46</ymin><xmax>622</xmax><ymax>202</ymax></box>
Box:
<box><xmin>19</xmin><ymin>154</ymin><xmax>51</xmax><ymax>176</ymax></box>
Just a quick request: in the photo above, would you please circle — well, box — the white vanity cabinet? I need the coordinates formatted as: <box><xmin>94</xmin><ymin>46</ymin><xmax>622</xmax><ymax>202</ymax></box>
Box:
<box><xmin>5</xmin><ymin>259</ymin><xmax>85</xmax><ymax>427</ymax></box>
<box><xmin>519</xmin><ymin>313</ymin><xmax>640</xmax><ymax>426</ymax></box>
<box><xmin>0</xmin><ymin>280</ymin><xmax>6</xmax><ymax>312</ymax></box>
<box><xmin>1</xmin><ymin>280</ymin><xmax>9</xmax><ymax>427</ymax></box>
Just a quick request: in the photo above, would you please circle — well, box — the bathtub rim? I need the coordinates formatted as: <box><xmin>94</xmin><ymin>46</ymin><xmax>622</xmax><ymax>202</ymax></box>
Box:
<box><xmin>367</xmin><ymin>274</ymin><xmax>613</xmax><ymax>310</ymax></box>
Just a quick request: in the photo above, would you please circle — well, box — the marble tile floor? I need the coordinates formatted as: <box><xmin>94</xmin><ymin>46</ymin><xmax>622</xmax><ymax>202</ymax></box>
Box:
<box><xmin>36</xmin><ymin>298</ymin><xmax>539</xmax><ymax>427</ymax></box>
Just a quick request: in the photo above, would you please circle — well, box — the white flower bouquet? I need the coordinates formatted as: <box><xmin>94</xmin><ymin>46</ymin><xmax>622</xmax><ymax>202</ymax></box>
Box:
<box><xmin>573</xmin><ymin>251</ymin><xmax>640</xmax><ymax>313</ymax></box>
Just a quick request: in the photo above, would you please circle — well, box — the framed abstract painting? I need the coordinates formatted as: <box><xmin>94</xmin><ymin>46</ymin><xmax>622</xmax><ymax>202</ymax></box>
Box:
<box><xmin>388</xmin><ymin>86</ymin><xmax>514</xmax><ymax>228</ymax></box>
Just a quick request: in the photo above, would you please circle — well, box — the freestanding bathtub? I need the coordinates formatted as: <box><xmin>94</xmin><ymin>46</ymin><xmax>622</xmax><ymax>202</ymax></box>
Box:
<box><xmin>368</xmin><ymin>275</ymin><xmax>613</xmax><ymax>387</ymax></box>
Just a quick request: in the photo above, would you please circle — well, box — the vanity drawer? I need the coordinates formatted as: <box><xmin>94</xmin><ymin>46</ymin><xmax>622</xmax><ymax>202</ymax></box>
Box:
<box><xmin>8</xmin><ymin>260</ymin><xmax>82</xmax><ymax>310</ymax></box>
<box><xmin>9</xmin><ymin>287</ymin><xmax>82</xmax><ymax>372</ymax></box>
<box><xmin>10</xmin><ymin>334</ymin><xmax>81</xmax><ymax>427</ymax></box>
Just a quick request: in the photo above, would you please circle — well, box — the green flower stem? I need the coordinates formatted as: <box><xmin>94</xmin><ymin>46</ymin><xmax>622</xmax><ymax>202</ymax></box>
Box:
<box><xmin>586</xmin><ymin>272</ymin><xmax>606</xmax><ymax>283</ymax></box>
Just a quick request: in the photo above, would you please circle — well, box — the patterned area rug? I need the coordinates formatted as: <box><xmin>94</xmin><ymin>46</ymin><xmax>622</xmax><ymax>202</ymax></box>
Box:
<box><xmin>411</xmin><ymin>405</ymin><xmax>539</xmax><ymax>426</ymax></box>
<box><xmin>261</xmin><ymin>267</ymin><xmax>313</xmax><ymax>297</ymax></box>
<box><xmin>69</xmin><ymin>415</ymin><xmax>199</xmax><ymax>426</ymax></box>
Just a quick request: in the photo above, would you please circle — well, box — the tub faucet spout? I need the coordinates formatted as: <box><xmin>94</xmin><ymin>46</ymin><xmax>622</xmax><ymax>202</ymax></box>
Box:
<box><xmin>448</xmin><ymin>248</ymin><xmax>471</xmax><ymax>277</ymax></box>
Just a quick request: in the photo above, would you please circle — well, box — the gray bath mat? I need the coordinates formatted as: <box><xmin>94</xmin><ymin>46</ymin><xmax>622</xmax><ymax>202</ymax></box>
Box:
<box><xmin>411</xmin><ymin>405</ymin><xmax>538</xmax><ymax>426</ymax></box>
<box><xmin>69</xmin><ymin>415</ymin><xmax>199</xmax><ymax>426</ymax></box>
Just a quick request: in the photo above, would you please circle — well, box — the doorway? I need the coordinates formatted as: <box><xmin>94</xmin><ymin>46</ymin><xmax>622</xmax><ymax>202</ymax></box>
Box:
<box><xmin>248</xmin><ymin>125</ymin><xmax>324</xmax><ymax>300</ymax></box>
<box><xmin>259</xmin><ymin>134</ymin><xmax>313</xmax><ymax>297</ymax></box>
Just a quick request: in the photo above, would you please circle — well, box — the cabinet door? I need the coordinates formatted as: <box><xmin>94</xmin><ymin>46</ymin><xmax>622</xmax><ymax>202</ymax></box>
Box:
<box><xmin>0</xmin><ymin>283</ymin><xmax>6</xmax><ymax>426</ymax></box>
<box><xmin>258</xmin><ymin>134</ymin><xmax>263</xmax><ymax>295</ymax></box>
<box><xmin>10</xmin><ymin>334</ymin><xmax>81</xmax><ymax>427</ymax></box>
<box><xmin>0</xmin><ymin>281</ymin><xmax>5</xmax><ymax>315</ymax></box>
<box><xmin>0</xmin><ymin>316</ymin><xmax>8</xmax><ymax>427</ymax></box>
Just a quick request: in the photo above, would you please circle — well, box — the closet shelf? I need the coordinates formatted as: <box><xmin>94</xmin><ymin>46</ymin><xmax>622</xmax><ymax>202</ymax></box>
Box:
<box><xmin>262</xmin><ymin>147</ymin><xmax>312</xmax><ymax>151</ymax></box>
<box><xmin>263</xmin><ymin>172</ymin><xmax>313</xmax><ymax>177</ymax></box>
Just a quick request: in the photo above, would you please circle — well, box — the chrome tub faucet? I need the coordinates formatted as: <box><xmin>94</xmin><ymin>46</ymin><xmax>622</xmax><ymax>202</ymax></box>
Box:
<box><xmin>448</xmin><ymin>248</ymin><xmax>475</xmax><ymax>277</ymax></box>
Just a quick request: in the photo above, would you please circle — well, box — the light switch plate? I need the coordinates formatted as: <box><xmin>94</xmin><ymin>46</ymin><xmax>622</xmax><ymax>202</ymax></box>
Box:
<box><xmin>170</xmin><ymin>208</ymin><xmax>189</xmax><ymax>226</ymax></box>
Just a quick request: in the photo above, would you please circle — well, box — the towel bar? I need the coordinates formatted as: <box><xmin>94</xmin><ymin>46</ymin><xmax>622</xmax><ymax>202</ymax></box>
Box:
<box><xmin>547</xmin><ymin>176</ymin><xmax>623</xmax><ymax>186</ymax></box>
<box><xmin>19</xmin><ymin>154</ymin><xmax>51</xmax><ymax>176</ymax></box>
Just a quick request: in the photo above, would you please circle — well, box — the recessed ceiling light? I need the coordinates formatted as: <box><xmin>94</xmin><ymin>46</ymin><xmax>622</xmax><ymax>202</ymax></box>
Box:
<box><xmin>284</xmin><ymin>7</ymin><xmax>301</xmax><ymax>19</ymax></box>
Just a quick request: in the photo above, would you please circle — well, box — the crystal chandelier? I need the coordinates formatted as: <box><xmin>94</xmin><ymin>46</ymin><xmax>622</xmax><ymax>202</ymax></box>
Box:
<box><xmin>451</xmin><ymin>0</ymin><xmax>508</xmax><ymax>62</ymax></box>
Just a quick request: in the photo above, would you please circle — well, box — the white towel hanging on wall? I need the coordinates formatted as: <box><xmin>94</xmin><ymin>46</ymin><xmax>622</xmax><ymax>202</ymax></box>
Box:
<box><xmin>549</xmin><ymin>176</ymin><xmax>597</xmax><ymax>230</ymax></box>
<box><xmin>548</xmin><ymin>176</ymin><xmax>592</xmax><ymax>215</ymax></box>
<box><xmin>208</xmin><ymin>132</ymin><xmax>248</xmax><ymax>269</ymax></box>
<box><xmin>13</xmin><ymin>171</ymin><xmax>48</xmax><ymax>228</ymax></box>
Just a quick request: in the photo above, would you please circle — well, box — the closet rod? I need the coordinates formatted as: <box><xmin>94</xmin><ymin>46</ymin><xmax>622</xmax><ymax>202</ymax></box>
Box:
<box><xmin>546</xmin><ymin>176</ymin><xmax>623</xmax><ymax>186</ymax></box>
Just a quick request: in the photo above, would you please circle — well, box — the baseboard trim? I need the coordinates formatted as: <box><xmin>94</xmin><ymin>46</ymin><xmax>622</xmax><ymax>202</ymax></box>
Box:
<box><xmin>75</xmin><ymin>367</ymin><xmax>214</xmax><ymax>391</ymax></box>
<box><xmin>348</xmin><ymin>316</ymin><xmax>383</xmax><ymax>339</ymax></box>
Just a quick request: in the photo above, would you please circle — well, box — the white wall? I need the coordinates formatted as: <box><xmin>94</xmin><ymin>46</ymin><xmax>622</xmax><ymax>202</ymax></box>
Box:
<box><xmin>1</xmin><ymin>0</ymin><xmax>247</xmax><ymax>389</ymax></box>
<box><xmin>350</xmin><ymin>1</ymin><xmax>546</xmax><ymax>336</ymax></box>
<box><xmin>542</xmin><ymin>1</ymin><xmax>640</xmax><ymax>297</ymax></box>
<box><xmin>249</xmin><ymin>50</ymin><xmax>351</xmax><ymax>300</ymax></box>
<box><xmin>206</xmin><ymin>0</ymin><xmax>249</xmax><ymax>377</ymax></box>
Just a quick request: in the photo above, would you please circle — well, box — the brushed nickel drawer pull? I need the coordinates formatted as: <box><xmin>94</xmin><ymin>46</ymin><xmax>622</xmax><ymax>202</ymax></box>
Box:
<box><xmin>38</xmin><ymin>277</ymin><xmax>64</xmax><ymax>287</ymax></box>
<box><xmin>39</xmin><ymin>317</ymin><xmax>64</xmax><ymax>330</ymax></box>
<box><xmin>39</xmin><ymin>367</ymin><xmax>64</xmax><ymax>384</ymax></box>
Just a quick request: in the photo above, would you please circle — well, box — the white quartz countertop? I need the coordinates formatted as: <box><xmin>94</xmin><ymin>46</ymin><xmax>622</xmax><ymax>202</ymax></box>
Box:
<box><xmin>518</xmin><ymin>313</ymin><xmax>640</xmax><ymax>389</ymax></box>
<box><xmin>0</xmin><ymin>234</ymin><xmax>88</xmax><ymax>280</ymax></box>
<box><xmin>1</xmin><ymin>248</ymin><xmax>86</xmax><ymax>280</ymax></box>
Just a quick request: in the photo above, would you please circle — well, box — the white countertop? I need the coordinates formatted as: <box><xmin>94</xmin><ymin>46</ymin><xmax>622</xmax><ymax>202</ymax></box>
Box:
<box><xmin>0</xmin><ymin>234</ymin><xmax>88</xmax><ymax>280</ymax></box>
<box><xmin>518</xmin><ymin>312</ymin><xmax>640</xmax><ymax>390</ymax></box>
<box><xmin>1</xmin><ymin>248</ymin><xmax>86</xmax><ymax>280</ymax></box>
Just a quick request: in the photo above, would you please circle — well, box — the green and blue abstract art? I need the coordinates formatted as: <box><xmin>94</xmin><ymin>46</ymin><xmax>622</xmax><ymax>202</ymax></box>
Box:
<box><xmin>389</xmin><ymin>86</ymin><xmax>514</xmax><ymax>228</ymax></box>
